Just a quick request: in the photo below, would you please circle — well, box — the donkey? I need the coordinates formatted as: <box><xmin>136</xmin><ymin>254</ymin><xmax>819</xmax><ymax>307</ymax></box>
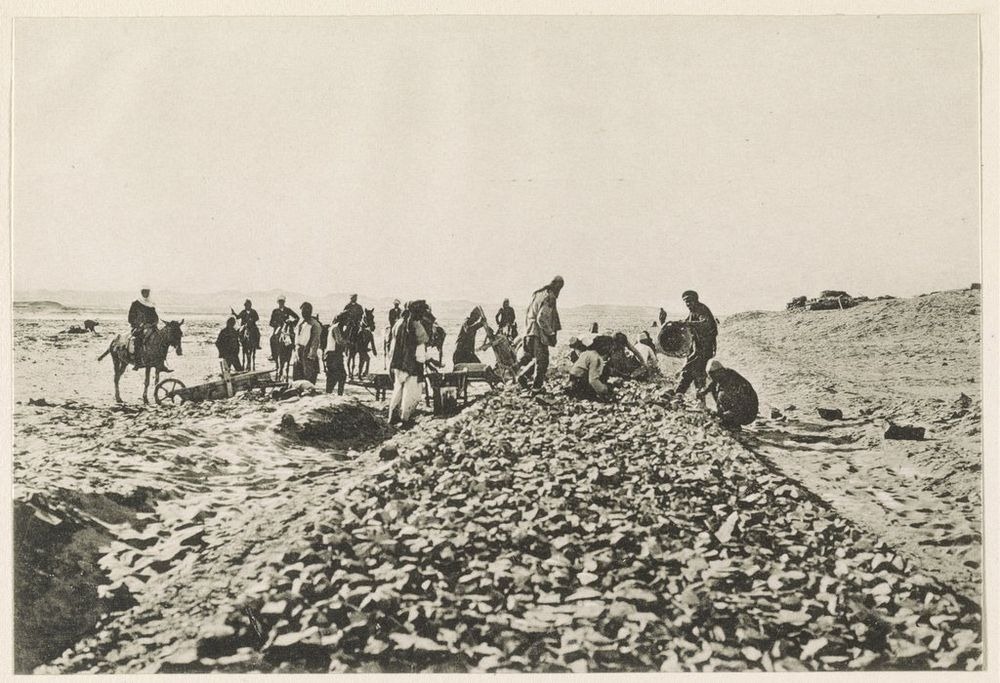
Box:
<box><xmin>98</xmin><ymin>320</ymin><xmax>184</xmax><ymax>404</ymax></box>
<box><xmin>239</xmin><ymin>323</ymin><xmax>257</xmax><ymax>372</ymax></box>
<box><xmin>273</xmin><ymin>320</ymin><xmax>295</xmax><ymax>382</ymax></box>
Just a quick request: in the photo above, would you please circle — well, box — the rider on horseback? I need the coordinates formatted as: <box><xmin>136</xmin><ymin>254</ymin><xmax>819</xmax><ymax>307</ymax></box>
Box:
<box><xmin>128</xmin><ymin>288</ymin><xmax>170</xmax><ymax>372</ymax></box>
<box><xmin>233</xmin><ymin>299</ymin><xmax>261</xmax><ymax>350</ymax></box>
<box><xmin>341</xmin><ymin>293</ymin><xmax>362</xmax><ymax>331</ymax></box>
<box><xmin>267</xmin><ymin>296</ymin><xmax>299</xmax><ymax>361</ymax></box>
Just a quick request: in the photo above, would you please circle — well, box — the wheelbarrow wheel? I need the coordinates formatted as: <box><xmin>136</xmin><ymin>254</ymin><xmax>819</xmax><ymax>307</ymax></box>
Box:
<box><xmin>154</xmin><ymin>378</ymin><xmax>187</xmax><ymax>405</ymax></box>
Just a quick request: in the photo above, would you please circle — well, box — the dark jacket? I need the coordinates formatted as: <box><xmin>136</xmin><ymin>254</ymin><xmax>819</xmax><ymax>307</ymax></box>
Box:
<box><xmin>269</xmin><ymin>306</ymin><xmax>299</xmax><ymax>330</ymax></box>
<box><xmin>706</xmin><ymin>368</ymin><xmax>758</xmax><ymax>426</ymax></box>
<box><xmin>128</xmin><ymin>300</ymin><xmax>159</xmax><ymax>329</ymax></box>
<box><xmin>388</xmin><ymin>306</ymin><xmax>401</xmax><ymax>327</ymax></box>
<box><xmin>496</xmin><ymin>305</ymin><xmax>515</xmax><ymax>327</ymax></box>
<box><xmin>389</xmin><ymin>314</ymin><xmax>429</xmax><ymax>377</ymax></box>
<box><xmin>685</xmin><ymin>301</ymin><xmax>718</xmax><ymax>345</ymax></box>
<box><xmin>343</xmin><ymin>302</ymin><xmax>363</xmax><ymax>324</ymax></box>
<box><xmin>453</xmin><ymin>319</ymin><xmax>483</xmax><ymax>365</ymax></box>
<box><xmin>216</xmin><ymin>327</ymin><xmax>240</xmax><ymax>359</ymax></box>
<box><xmin>236</xmin><ymin>309</ymin><xmax>259</xmax><ymax>327</ymax></box>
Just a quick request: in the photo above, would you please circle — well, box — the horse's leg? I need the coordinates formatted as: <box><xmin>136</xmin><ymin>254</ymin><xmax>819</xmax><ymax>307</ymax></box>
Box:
<box><xmin>143</xmin><ymin>367</ymin><xmax>151</xmax><ymax>405</ymax></box>
<box><xmin>113</xmin><ymin>358</ymin><xmax>124</xmax><ymax>404</ymax></box>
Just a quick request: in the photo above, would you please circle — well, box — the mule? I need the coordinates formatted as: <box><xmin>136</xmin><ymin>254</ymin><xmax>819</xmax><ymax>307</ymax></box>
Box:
<box><xmin>98</xmin><ymin>321</ymin><xmax>184</xmax><ymax>404</ymax></box>
<box><xmin>346</xmin><ymin>308</ymin><xmax>376</xmax><ymax>379</ymax></box>
<box><xmin>273</xmin><ymin>321</ymin><xmax>295</xmax><ymax>381</ymax></box>
<box><xmin>239</xmin><ymin>323</ymin><xmax>258</xmax><ymax>372</ymax></box>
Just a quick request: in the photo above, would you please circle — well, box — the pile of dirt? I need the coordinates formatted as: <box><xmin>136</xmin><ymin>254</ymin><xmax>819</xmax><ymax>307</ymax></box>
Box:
<box><xmin>275</xmin><ymin>396</ymin><xmax>391</xmax><ymax>450</ymax></box>
<box><xmin>91</xmin><ymin>382</ymin><xmax>981</xmax><ymax>674</ymax></box>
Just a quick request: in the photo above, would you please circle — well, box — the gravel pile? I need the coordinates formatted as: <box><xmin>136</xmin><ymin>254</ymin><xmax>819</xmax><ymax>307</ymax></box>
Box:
<box><xmin>176</xmin><ymin>382</ymin><xmax>982</xmax><ymax>673</ymax></box>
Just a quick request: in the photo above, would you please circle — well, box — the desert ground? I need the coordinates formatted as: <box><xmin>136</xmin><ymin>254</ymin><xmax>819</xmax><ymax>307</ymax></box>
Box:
<box><xmin>12</xmin><ymin>289</ymin><xmax>982</xmax><ymax>673</ymax></box>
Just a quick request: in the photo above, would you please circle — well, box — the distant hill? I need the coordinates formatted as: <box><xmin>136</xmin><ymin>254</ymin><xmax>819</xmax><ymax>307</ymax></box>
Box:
<box><xmin>13</xmin><ymin>300</ymin><xmax>70</xmax><ymax>312</ymax></box>
<box><xmin>13</xmin><ymin>289</ymin><xmax>671</xmax><ymax>322</ymax></box>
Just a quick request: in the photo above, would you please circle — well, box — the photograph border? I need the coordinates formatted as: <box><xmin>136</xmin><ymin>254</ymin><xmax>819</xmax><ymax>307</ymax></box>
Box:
<box><xmin>0</xmin><ymin>1</ymin><xmax>996</xmax><ymax>681</ymax></box>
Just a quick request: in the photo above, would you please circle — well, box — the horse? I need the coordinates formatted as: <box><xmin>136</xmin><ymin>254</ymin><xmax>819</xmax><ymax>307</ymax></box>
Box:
<box><xmin>346</xmin><ymin>308</ymin><xmax>376</xmax><ymax>379</ymax></box>
<box><xmin>239</xmin><ymin>323</ymin><xmax>259</xmax><ymax>372</ymax></box>
<box><xmin>273</xmin><ymin>321</ymin><xmax>295</xmax><ymax>382</ymax></box>
<box><xmin>98</xmin><ymin>320</ymin><xmax>184</xmax><ymax>404</ymax></box>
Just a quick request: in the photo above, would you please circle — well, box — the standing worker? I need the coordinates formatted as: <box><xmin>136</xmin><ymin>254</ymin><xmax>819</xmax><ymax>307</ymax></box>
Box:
<box><xmin>388</xmin><ymin>299</ymin><xmax>431</xmax><ymax>427</ymax></box>
<box><xmin>673</xmin><ymin>290</ymin><xmax>718</xmax><ymax>398</ymax></box>
<box><xmin>295</xmin><ymin>302</ymin><xmax>323</xmax><ymax>384</ymax></box>
<box><xmin>215</xmin><ymin>317</ymin><xmax>244</xmax><ymax>372</ymax></box>
<box><xmin>516</xmin><ymin>275</ymin><xmax>564</xmax><ymax>390</ymax></box>
<box><xmin>325</xmin><ymin>313</ymin><xmax>349</xmax><ymax>395</ymax></box>
<box><xmin>388</xmin><ymin>299</ymin><xmax>402</xmax><ymax>328</ymax></box>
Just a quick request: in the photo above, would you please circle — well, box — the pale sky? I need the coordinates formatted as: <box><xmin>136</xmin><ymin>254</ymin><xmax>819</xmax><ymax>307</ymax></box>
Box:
<box><xmin>12</xmin><ymin>15</ymin><xmax>981</xmax><ymax>312</ymax></box>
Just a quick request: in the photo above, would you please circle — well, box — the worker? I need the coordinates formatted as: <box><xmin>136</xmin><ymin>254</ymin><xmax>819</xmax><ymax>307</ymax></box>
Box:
<box><xmin>215</xmin><ymin>317</ymin><xmax>244</xmax><ymax>372</ymax></box>
<box><xmin>673</xmin><ymin>290</ymin><xmax>718</xmax><ymax>397</ymax></box>
<box><xmin>697</xmin><ymin>360</ymin><xmax>759</xmax><ymax>430</ymax></box>
<box><xmin>516</xmin><ymin>275</ymin><xmax>564</xmax><ymax>390</ymax></box>
<box><xmin>566</xmin><ymin>337</ymin><xmax>613</xmax><ymax>402</ymax></box>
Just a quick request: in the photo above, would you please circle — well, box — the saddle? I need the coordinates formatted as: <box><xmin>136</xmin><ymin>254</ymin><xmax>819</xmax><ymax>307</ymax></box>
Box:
<box><xmin>125</xmin><ymin>325</ymin><xmax>158</xmax><ymax>367</ymax></box>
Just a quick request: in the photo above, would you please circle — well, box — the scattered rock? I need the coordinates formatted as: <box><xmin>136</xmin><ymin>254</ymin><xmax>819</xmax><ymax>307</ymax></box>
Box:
<box><xmin>817</xmin><ymin>408</ymin><xmax>843</xmax><ymax>421</ymax></box>
<box><xmin>196</xmin><ymin>623</ymin><xmax>241</xmax><ymax>659</ymax></box>
<box><xmin>770</xmin><ymin>408</ymin><xmax>783</xmax><ymax>419</ymax></box>
<box><xmin>885</xmin><ymin>423</ymin><xmax>926</xmax><ymax>441</ymax></box>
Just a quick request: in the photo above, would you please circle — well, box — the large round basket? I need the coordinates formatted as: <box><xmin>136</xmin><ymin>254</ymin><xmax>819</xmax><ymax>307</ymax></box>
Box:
<box><xmin>656</xmin><ymin>322</ymin><xmax>693</xmax><ymax>358</ymax></box>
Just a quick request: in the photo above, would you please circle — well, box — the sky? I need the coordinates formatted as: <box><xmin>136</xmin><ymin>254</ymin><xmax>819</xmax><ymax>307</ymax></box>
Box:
<box><xmin>11</xmin><ymin>15</ymin><xmax>981</xmax><ymax>313</ymax></box>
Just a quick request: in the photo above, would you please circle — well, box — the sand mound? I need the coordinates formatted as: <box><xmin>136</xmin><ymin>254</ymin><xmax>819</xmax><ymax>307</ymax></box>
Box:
<box><xmin>717</xmin><ymin>288</ymin><xmax>982</xmax><ymax>601</ymax></box>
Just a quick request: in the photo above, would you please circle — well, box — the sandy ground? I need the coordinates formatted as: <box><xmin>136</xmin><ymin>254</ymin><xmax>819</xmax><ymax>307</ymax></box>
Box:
<box><xmin>11</xmin><ymin>291</ymin><xmax>982</xmax><ymax>672</ymax></box>
<box><xmin>710</xmin><ymin>289</ymin><xmax>982</xmax><ymax>603</ymax></box>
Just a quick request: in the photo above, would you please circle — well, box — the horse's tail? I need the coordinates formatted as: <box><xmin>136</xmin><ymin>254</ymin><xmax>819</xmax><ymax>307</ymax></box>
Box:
<box><xmin>98</xmin><ymin>334</ymin><xmax>121</xmax><ymax>361</ymax></box>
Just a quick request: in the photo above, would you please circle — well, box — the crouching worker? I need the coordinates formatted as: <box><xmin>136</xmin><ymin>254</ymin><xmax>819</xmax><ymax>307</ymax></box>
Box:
<box><xmin>697</xmin><ymin>360</ymin><xmax>758</xmax><ymax>431</ymax></box>
<box><xmin>566</xmin><ymin>339</ymin><xmax>614</xmax><ymax>402</ymax></box>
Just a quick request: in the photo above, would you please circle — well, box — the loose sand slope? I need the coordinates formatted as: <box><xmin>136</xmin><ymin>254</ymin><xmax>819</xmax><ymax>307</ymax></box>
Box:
<box><xmin>714</xmin><ymin>289</ymin><xmax>982</xmax><ymax>602</ymax></box>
